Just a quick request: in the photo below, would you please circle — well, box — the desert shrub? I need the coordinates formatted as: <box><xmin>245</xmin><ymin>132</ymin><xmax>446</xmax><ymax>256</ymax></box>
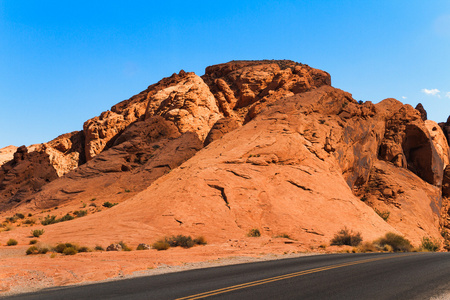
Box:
<box><xmin>274</xmin><ymin>234</ymin><xmax>291</xmax><ymax>239</ymax></box>
<box><xmin>29</xmin><ymin>239</ymin><xmax>38</xmax><ymax>245</ymax></box>
<box><xmin>54</xmin><ymin>243</ymin><xmax>77</xmax><ymax>253</ymax></box>
<box><xmin>193</xmin><ymin>236</ymin><xmax>207</xmax><ymax>245</ymax></box>
<box><xmin>41</xmin><ymin>215</ymin><xmax>57</xmax><ymax>226</ymax></box>
<box><xmin>73</xmin><ymin>210</ymin><xmax>88</xmax><ymax>217</ymax></box>
<box><xmin>26</xmin><ymin>246</ymin><xmax>48</xmax><ymax>255</ymax></box>
<box><xmin>78</xmin><ymin>246</ymin><xmax>90</xmax><ymax>253</ymax></box>
<box><xmin>63</xmin><ymin>247</ymin><xmax>78</xmax><ymax>255</ymax></box>
<box><xmin>7</xmin><ymin>238</ymin><xmax>18</xmax><ymax>246</ymax></box>
<box><xmin>152</xmin><ymin>241</ymin><xmax>170</xmax><ymax>251</ymax></box>
<box><xmin>374</xmin><ymin>208</ymin><xmax>390</xmax><ymax>221</ymax></box>
<box><xmin>23</xmin><ymin>219</ymin><xmax>36</xmax><ymax>225</ymax></box>
<box><xmin>374</xmin><ymin>232</ymin><xmax>412</xmax><ymax>252</ymax></box>
<box><xmin>15</xmin><ymin>213</ymin><xmax>25</xmax><ymax>219</ymax></box>
<box><xmin>31</xmin><ymin>229</ymin><xmax>45</xmax><ymax>238</ymax></box>
<box><xmin>26</xmin><ymin>246</ymin><xmax>39</xmax><ymax>255</ymax></box>
<box><xmin>59</xmin><ymin>214</ymin><xmax>74</xmax><ymax>222</ymax></box>
<box><xmin>94</xmin><ymin>245</ymin><xmax>104</xmax><ymax>251</ymax></box>
<box><xmin>421</xmin><ymin>236</ymin><xmax>440</xmax><ymax>252</ymax></box>
<box><xmin>103</xmin><ymin>202</ymin><xmax>118</xmax><ymax>208</ymax></box>
<box><xmin>118</xmin><ymin>241</ymin><xmax>132</xmax><ymax>251</ymax></box>
<box><xmin>166</xmin><ymin>235</ymin><xmax>194</xmax><ymax>248</ymax></box>
<box><xmin>6</xmin><ymin>216</ymin><xmax>18</xmax><ymax>223</ymax></box>
<box><xmin>248</xmin><ymin>228</ymin><xmax>261</xmax><ymax>237</ymax></box>
<box><xmin>330</xmin><ymin>228</ymin><xmax>362</xmax><ymax>246</ymax></box>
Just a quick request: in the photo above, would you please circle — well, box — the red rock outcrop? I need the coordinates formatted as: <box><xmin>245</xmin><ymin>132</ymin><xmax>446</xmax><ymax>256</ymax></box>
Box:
<box><xmin>0</xmin><ymin>60</ymin><xmax>447</xmax><ymax>251</ymax></box>
<box><xmin>0</xmin><ymin>145</ymin><xmax>17</xmax><ymax>166</ymax></box>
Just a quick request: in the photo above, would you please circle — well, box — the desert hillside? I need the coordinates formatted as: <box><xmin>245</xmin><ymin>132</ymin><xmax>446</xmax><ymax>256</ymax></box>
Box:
<box><xmin>1</xmin><ymin>60</ymin><xmax>450</xmax><ymax>292</ymax></box>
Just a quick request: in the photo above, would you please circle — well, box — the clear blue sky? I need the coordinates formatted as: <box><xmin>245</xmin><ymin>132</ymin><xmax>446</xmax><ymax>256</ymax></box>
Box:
<box><xmin>1</xmin><ymin>1</ymin><xmax>450</xmax><ymax>148</ymax></box>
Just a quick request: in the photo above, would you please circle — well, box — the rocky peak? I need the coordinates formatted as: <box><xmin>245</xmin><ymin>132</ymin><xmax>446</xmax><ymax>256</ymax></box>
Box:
<box><xmin>415</xmin><ymin>103</ymin><xmax>427</xmax><ymax>121</ymax></box>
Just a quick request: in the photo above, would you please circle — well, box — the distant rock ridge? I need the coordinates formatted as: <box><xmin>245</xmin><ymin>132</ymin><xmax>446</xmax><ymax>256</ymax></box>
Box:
<box><xmin>1</xmin><ymin>60</ymin><xmax>450</xmax><ymax>248</ymax></box>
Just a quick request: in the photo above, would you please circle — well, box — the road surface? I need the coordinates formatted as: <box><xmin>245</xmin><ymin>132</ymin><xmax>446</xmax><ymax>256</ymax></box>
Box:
<box><xmin>5</xmin><ymin>252</ymin><xmax>450</xmax><ymax>299</ymax></box>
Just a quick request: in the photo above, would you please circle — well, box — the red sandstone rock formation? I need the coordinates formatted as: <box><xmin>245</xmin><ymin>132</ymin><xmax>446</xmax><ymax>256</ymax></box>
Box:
<box><xmin>0</xmin><ymin>60</ymin><xmax>449</xmax><ymax>249</ymax></box>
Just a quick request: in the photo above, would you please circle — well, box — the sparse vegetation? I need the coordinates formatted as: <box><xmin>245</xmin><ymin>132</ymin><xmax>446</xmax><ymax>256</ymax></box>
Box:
<box><xmin>274</xmin><ymin>234</ymin><xmax>292</xmax><ymax>239</ymax></box>
<box><xmin>62</xmin><ymin>247</ymin><xmax>78</xmax><ymax>255</ymax></box>
<box><xmin>29</xmin><ymin>239</ymin><xmax>38</xmax><ymax>245</ymax></box>
<box><xmin>165</xmin><ymin>235</ymin><xmax>194</xmax><ymax>248</ymax></box>
<box><xmin>59</xmin><ymin>214</ymin><xmax>74</xmax><ymax>222</ymax></box>
<box><xmin>193</xmin><ymin>236</ymin><xmax>207</xmax><ymax>245</ymax></box>
<box><xmin>119</xmin><ymin>241</ymin><xmax>132</xmax><ymax>251</ymax></box>
<box><xmin>373</xmin><ymin>232</ymin><xmax>412</xmax><ymax>252</ymax></box>
<box><xmin>31</xmin><ymin>229</ymin><xmax>45</xmax><ymax>238</ymax></box>
<box><xmin>73</xmin><ymin>210</ymin><xmax>88</xmax><ymax>217</ymax></box>
<box><xmin>103</xmin><ymin>202</ymin><xmax>118</xmax><ymax>208</ymax></box>
<box><xmin>152</xmin><ymin>240</ymin><xmax>170</xmax><ymax>251</ymax></box>
<box><xmin>6</xmin><ymin>238</ymin><xmax>18</xmax><ymax>246</ymax></box>
<box><xmin>420</xmin><ymin>236</ymin><xmax>440</xmax><ymax>252</ymax></box>
<box><xmin>151</xmin><ymin>235</ymin><xmax>207</xmax><ymax>251</ymax></box>
<box><xmin>41</xmin><ymin>215</ymin><xmax>57</xmax><ymax>225</ymax></box>
<box><xmin>355</xmin><ymin>242</ymin><xmax>378</xmax><ymax>253</ymax></box>
<box><xmin>26</xmin><ymin>246</ymin><xmax>48</xmax><ymax>255</ymax></box>
<box><xmin>247</xmin><ymin>228</ymin><xmax>261</xmax><ymax>237</ymax></box>
<box><xmin>23</xmin><ymin>219</ymin><xmax>36</xmax><ymax>225</ymax></box>
<box><xmin>374</xmin><ymin>208</ymin><xmax>390</xmax><ymax>221</ymax></box>
<box><xmin>330</xmin><ymin>228</ymin><xmax>362</xmax><ymax>246</ymax></box>
<box><xmin>94</xmin><ymin>245</ymin><xmax>104</xmax><ymax>251</ymax></box>
<box><xmin>52</xmin><ymin>243</ymin><xmax>89</xmax><ymax>255</ymax></box>
<box><xmin>136</xmin><ymin>244</ymin><xmax>149</xmax><ymax>250</ymax></box>
<box><xmin>15</xmin><ymin>213</ymin><xmax>25</xmax><ymax>219</ymax></box>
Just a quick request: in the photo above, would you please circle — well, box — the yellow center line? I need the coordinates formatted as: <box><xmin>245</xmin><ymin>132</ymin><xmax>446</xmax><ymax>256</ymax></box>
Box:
<box><xmin>176</xmin><ymin>253</ymin><xmax>417</xmax><ymax>300</ymax></box>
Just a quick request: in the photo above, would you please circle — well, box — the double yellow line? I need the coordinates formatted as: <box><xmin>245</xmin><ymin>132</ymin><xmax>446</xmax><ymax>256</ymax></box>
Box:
<box><xmin>177</xmin><ymin>253</ymin><xmax>415</xmax><ymax>299</ymax></box>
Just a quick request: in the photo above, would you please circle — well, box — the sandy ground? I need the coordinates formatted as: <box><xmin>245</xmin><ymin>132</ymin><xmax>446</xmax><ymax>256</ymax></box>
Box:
<box><xmin>0</xmin><ymin>237</ymin><xmax>339</xmax><ymax>297</ymax></box>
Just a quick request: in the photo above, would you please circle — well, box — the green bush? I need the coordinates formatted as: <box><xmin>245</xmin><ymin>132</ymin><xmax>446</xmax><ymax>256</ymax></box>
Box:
<box><xmin>73</xmin><ymin>210</ymin><xmax>88</xmax><ymax>217</ymax></box>
<box><xmin>23</xmin><ymin>219</ymin><xmax>36</xmax><ymax>225</ymax></box>
<box><xmin>421</xmin><ymin>236</ymin><xmax>440</xmax><ymax>252</ymax></box>
<box><xmin>29</xmin><ymin>239</ymin><xmax>38</xmax><ymax>245</ymax></box>
<box><xmin>248</xmin><ymin>228</ymin><xmax>261</xmax><ymax>237</ymax></box>
<box><xmin>152</xmin><ymin>241</ymin><xmax>170</xmax><ymax>251</ymax></box>
<box><xmin>374</xmin><ymin>232</ymin><xmax>412</xmax><ymax>252</ymax></box>
<box><xmin>41</xmin><ymin>215</ymin><xmax>57</xmax><ymax>226</ymax></box>
<box><xmin>6</xmin><ymin>238</ymin><xmax>18</xmax><ymax>246</ymax></box>
<box><xmin>31</xmin><ymin>229</ymin><xmax>45</xmax><ymax>238</ymax></box>
<box><xmin>374</xmin><ymin>208</ymin><xmax>390</xmax><ymax>221</ymax></box>
<box><xmin>330</xmin><ymin>228</ymin><xmax>362</xmax><ymax>246</ymax></box>
<box><xmin>103</xmin><ymin>202</ymin><xmax>118</xmax><ymax>208</ymax></box>
<box><xmin>59</xmin><ymin>214</ymin><xmax>74</xmax><ymax>222</ymax></box>
<box><xmin>94</xmin><ymin>245</ymin><xmax>104</xmax><ymax>251</ymax></box>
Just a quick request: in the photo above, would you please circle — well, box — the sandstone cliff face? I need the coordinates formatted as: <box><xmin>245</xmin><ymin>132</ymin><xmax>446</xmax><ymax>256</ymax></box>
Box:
<box><xmin>0</xmin><ymin>60</ymin><xmax>448</xmax><ymax>248</ymax></box>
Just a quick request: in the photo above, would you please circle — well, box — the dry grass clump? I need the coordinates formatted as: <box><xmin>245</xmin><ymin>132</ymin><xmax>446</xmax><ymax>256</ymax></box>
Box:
<box><xmin>6</xmin><ymin>238</ymin><xmax>18</xmax><ymax>246</ymax></box>
<box><xmin>355</xmin><ymin>242</ymin><xmax>378</xmax><ymax>253</ymax></box>
<box><xmin>26</xmin><ymin>246</ymin><xmax>49</xmax><ymax>255</ymax></box>
<box><xmin>373</xmin><ymin>232</ymin><xmax>412</xmax><ymax>252</ymax></box>
<box><xmin>152</xmin><ymin>240</ymin><xmax>170</xmax><ymax>251</ymax></box>
<box><xmin>330</xmin><ymin>228</ymin><xmax>362</xmax><ymax>246</ymax></box>
<box><xmin>118</xmin><ymin>241</ymin><xmax>132</xmax><ymax>251</ymax></box>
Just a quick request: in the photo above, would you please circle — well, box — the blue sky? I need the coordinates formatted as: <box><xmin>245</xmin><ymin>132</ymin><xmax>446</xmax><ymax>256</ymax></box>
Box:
<box><xmin>1</xmin><ymin>1</ymin><xmax>450</xmax><ymax>148</ymax></box>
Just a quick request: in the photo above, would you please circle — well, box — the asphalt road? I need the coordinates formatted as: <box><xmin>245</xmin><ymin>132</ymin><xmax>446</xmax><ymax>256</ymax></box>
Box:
<box><xmin>5</xmin><ymin>252</ymin><xmax>450</xmax><ymax>300</ymax></box>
